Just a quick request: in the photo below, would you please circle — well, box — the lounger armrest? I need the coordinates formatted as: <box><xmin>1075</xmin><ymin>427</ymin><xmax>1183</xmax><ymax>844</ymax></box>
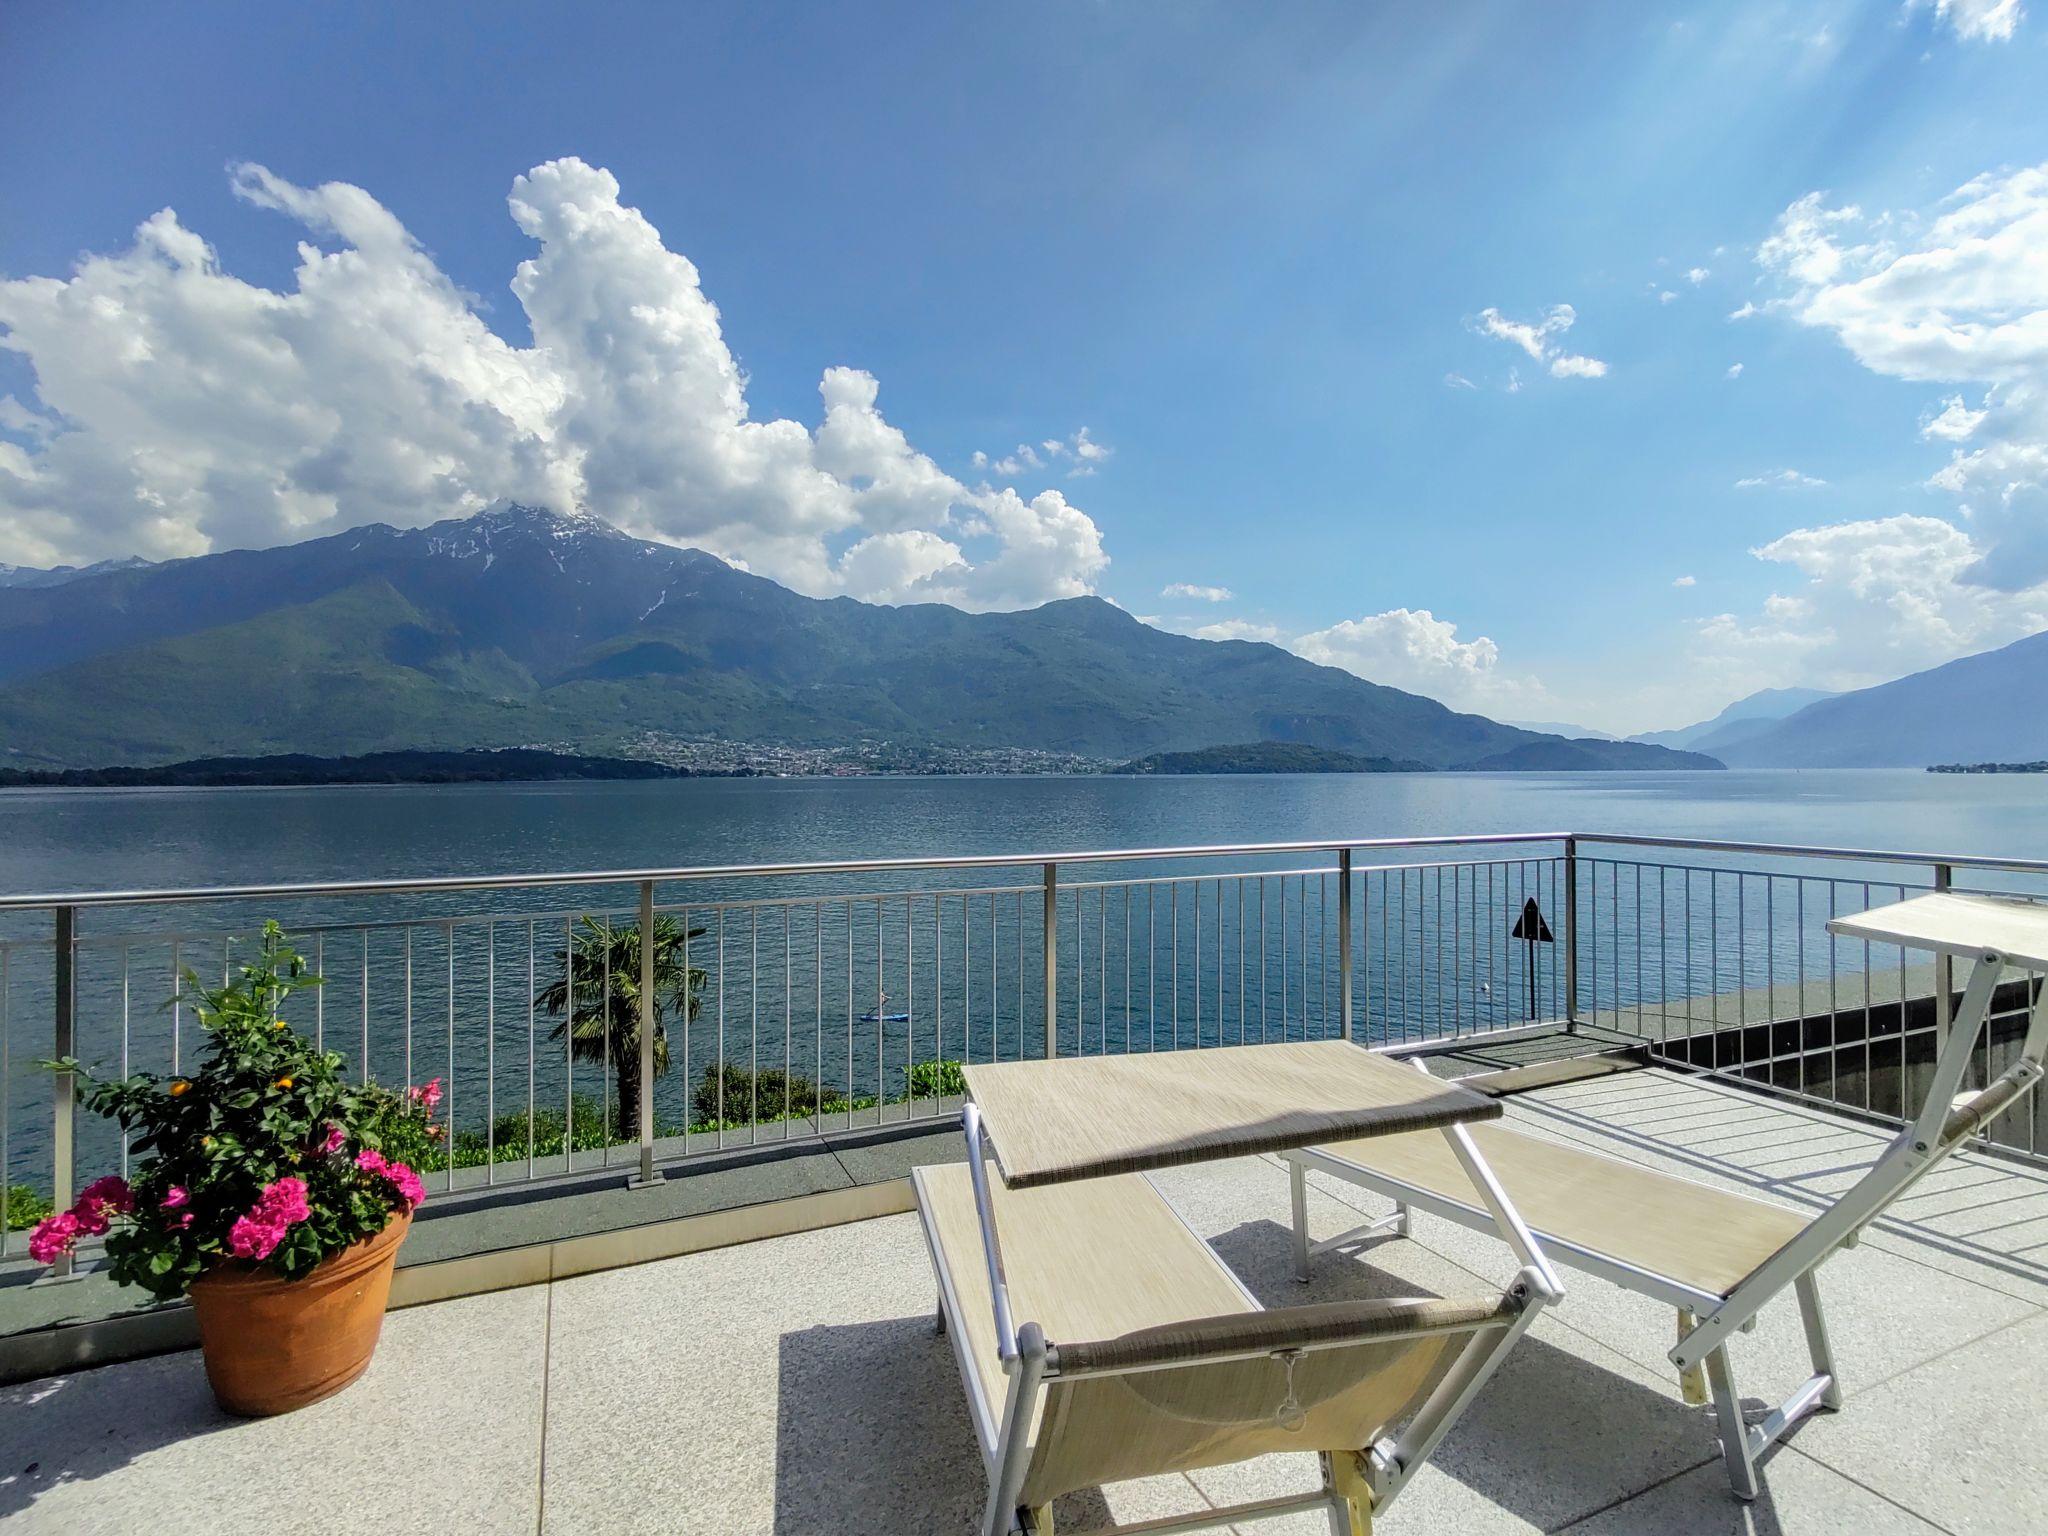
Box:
<box><xmin>1054</xmin><ymin>1294</ymin><xmax>1521</xmax><ymax>1375</ymax></box>
<box><xmin>1942</xmin><ymin>1059</ymin><xmax>2044</xmax><ymax>1145</ymax></box>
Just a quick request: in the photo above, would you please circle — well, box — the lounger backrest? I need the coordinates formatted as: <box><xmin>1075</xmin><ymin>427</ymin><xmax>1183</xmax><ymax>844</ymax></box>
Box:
<box><xmin>1016</xmin><ymin>1295</ymin><xmax>1518</xmax><ymax>1507</ymax></box>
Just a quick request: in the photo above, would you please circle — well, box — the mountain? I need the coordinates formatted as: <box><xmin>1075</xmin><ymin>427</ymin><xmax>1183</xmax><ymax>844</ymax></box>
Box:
<box><xmin>1716</xmin><ymin>631</ymin><xmax>2048</xmax><ymax>768</ymax></box>
<box><xmin>1460</xmin><ymin>738</ymin><xmax>1723</xmax><ymax>772</ymax></box>
<box><xmin>1505</xmin><ymin>719</ymin><xmax>1618</xmax><ymax>741</ymax></box>
<box><xmin>0</xmin><ymin>505</ymin><xmax>1720</xmax><ymax>772</ymax></box>
<box><xmin>0</xmin><ymin>555</ymin><xmax>154</xmax><ymax>590</ymax></box>
<box><xmin>1111</xmin><ymin>743</ymin><xmax>1431</xmax><ymax>775</ymax></box>
<box><xmin>1630</xmin><ymin>686</ymin><xmax>1837</xmax><ymax>755</ymax></box>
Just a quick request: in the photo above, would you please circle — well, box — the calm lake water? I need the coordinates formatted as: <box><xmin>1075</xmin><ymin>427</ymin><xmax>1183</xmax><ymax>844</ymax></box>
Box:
<box><xmin>3</xmin><ymin>768</ymin><xmax>2046</xmax><ymax>896</ymax></box>
<box><xmin>5</xmin><ymin>769</ymin><xmax>2046</xmax><ymax>1197</ymax></box>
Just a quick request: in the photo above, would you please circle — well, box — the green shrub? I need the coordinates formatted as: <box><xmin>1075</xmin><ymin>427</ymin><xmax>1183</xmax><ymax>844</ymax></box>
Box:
<box><xmin>5</xmin><ymin>1183</ymin><xmax>52</xmax><ymax>1229</ymax></box>
<box><xmin>691</xmin><ymin>1063</ymin><xmax>820</xmax><ymax>1125</ymax></box>
<box><xmin>444</xmin><ymin>1095</ymin><xmax>625</xmax><ymax>1168</ymax></box>
<box><xmin>906</xmin><ymin>1059</ymin><xmax>966</xmax><ymax>1099</ymax></box>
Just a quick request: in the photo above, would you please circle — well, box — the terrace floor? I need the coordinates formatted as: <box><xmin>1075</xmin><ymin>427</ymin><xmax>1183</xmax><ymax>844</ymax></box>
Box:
<box><xmin>5</xmin><ymin>1066</ymin><xmax>2047</xmax><ymax>1535</ymax></box>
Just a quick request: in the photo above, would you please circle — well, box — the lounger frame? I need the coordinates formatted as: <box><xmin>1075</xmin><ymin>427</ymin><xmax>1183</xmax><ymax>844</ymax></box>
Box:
<box><xmin>924</xmin><ymin>1103</ymin><xmax>1564</xmax><ymax>1536</ymax></box>
<box><xmin>1286</xmin><ymin>939</ymin><xmax>2048</xmax><ymax>1501</ymax></box>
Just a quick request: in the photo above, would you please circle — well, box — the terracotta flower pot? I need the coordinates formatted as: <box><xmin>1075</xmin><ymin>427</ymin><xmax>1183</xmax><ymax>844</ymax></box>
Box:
<box><xmin>188</xmin><ymin>1210</ymin><xmax>412</xmax><ymax>1416</ymax></box>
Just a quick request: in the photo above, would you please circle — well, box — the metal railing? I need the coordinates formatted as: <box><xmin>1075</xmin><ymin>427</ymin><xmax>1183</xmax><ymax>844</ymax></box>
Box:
<box><xmin>0</xmin><ymin>833</ymin><xmax>1569</xmax><ymax>1260</ymax></box>
<box><xmin>1570</xmin><ymin>835</ymin><xmax>2048</xmax><ymax>1164</ymax></box>
<box><xmin>5</xmin><ymin>828</ymin><xmax>2046</xmax><ymax>1268</ymax></box>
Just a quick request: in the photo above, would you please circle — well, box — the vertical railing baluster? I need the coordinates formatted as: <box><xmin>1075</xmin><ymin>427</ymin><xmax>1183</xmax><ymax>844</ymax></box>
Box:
<box><xmin>361</xmin><ymin>931</ymin><xmax>371</xmax><ymax>1084</ymax></box>
<box><xmin>755</xmin><ymin>904</ymin><xmax>767</xmax><ymax>1141</ymax></box>
<box><xmin>1041</xmin><ymin>864</ymin><xmax>1058</xmax><ymax>1058</ymax></box>
<box><xmin>444</xmin><ymin>921</ymin><xmax>456</xmax><ymax>1193</ymax></box>
<box><xmin>486</xmin><ymin>921</ymin><xmax>497</xmax><ymax>1185</ymax></box>
<box><xmin>1563</xmin><ymin>836</ymin><xmax>1579</xmax><ymax>1029</ymax></box>
<box><xmin>1339</xmin><ymin>849</ymin><xmax>1354</xmax><ymax>1041</ymax></box>
<box><xmin>526</xmin><ymin>917</ymin><xmax>536</xmax><ymax>1180</ymax></box>
<box><xmin>51</xmin><ymin>907</ymin><xmax>76</xmax><ymax>1276</ymax></box>
<box><xmin>638</xmin><ymin>886</ymin><xmax>658</xmax><ymax>1172</ymax></box>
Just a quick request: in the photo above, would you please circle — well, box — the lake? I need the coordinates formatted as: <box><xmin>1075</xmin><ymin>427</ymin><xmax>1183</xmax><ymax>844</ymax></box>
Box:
<box><xmin>4</xmin><ymin>768</ymin><xmax>2045</xmax><ymax>897</ymax></box>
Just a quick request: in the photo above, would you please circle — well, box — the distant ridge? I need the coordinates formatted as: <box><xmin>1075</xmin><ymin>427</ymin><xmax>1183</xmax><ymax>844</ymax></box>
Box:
<box><xmin>1111</xmin><ymin>743</ymin><xmax>1430</xmax><ymax>775</ymax></box>
<box><xmin>0</xmin><ymin>504</ymin><xmax>1720</xmax><ymax>774</ymax></box>
<box><xmin>0</xmin><ymin>749</ymin><xmax>696</xmax><ymax>788</ymax></box>
<box><xmin>1629</xmin><ymin>687</ymin><xmax>1836</xmax><ymax>755</ymax></box>
<box><xmin>1718</xmin><ymin>630</ymin><xmax>2048</xmax><ymax>767</ymax></box>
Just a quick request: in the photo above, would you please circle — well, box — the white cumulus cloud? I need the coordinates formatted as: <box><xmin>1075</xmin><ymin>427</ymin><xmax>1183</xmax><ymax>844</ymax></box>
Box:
<box><xmin>1474</xmin><ymin>304</ymin><xmax>1608</xmax><ymax>380</ymax></box>
<box><xmin>1694</xmin><ymin>514</ymin><xmax>2048</xmax><ymax>694</ymax></box>
<box><xmin>0</xmin><ymin>158</ymin><xmax>1109</xmax><ymax>610</ymax></box>
<box><xmin>1291</xmin><ymin>607</ymin><xmax>1548</xmax><ymax>712</ymax></box>
<box><xmin>1913</xmin><ymin>0</ymin><xmax>2025</xmax><ymax>42</ymax></box>
<box><xmin>1755</xmin><ymin>162</ymin><xmax>2048</xmax><ymax>589</ymax></box>
<box><xmin>1191</xmin><ymin>619</ymin><xmax>1283</xmax><ymax>644</ymax></box>
<box><xmin>1162</xmin><ymin>582</ymin><xmax>1233</xmax><ymax>602</ymax></box>
<box><xmin>1726</xmin><ymin>363</ymin><xmax>1745</xmax><ymax>379</ymax></box>
<box><xmin>1673</xmin><ymin>574</ymin><xmax>1697</xmax><ymax>587</ymax></box>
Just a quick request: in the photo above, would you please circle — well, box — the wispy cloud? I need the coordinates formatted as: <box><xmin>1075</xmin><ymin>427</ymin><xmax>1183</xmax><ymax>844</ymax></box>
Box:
<box><xmin>1672</xmin><ymin>574</ymin><xmax>1697</xmax><ymax>587</ymax></box>
<box><xmin>1735</xmin><ymin>468</ymin><xmax>1826</xmax><ymax>489</ymax></box>
<box><xmin>1725</xmin><ymin>363</ymin><xmax>1745</xmax><ymax>379</ymax></box>
<box><xmin>1474</xmin><ymin>304</ymin><xmax>1608</xmax><ymax>379</ymax></box>
<box><xmin>1443</xmin><ymin>371</ymin><xmax>1476</xmax><ymax>390</ymax></box>
<box><xmin>1162</xmin><ymin>582</ymin><xmax>1233</xmax><ymax>603</ymax></box>
<box><xmin>974</xmin><ymin>426</ymin><xmax>1111</xmax><ymax>480</ymax></box>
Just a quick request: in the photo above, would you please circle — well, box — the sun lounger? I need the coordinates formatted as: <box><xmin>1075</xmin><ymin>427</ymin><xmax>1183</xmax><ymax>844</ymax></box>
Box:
<box><xmin>1286</xmin><ymin>890</ymin><xmax>2048</xmax><ymax>1500</ymax></box>
<box><xmin>915</xmin><ymin>1043</ymin><xmax>1564</xmax><ymax>1535</ymax></box>
<box><xmin>915</xmin><ymin>1155</ymin><xmax>1543</xmax><ymax>1534</ymax></box>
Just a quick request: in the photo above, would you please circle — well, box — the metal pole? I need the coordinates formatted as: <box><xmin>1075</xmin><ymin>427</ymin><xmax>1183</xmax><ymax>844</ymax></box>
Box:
<box><xmin>1338</xmin><ymin>848</ymin><xmax>1354</xmax><ymax>1041</ymax></box>
<box><xmin>1563</xmin><ymin>836</ymin><xmax>1579</xmax><ymax>1032</ymax></box>
<box><xmin>1933</xmin><ymin>863</ymin><xmax>1954</xmax><ymax>1052</ymax></box>
<box><xmin>1042</xmin><ymin>862</ymin><xmax>1058</xmax><ymax>1057</ymax></box>
<box><xmin>51</xmin><ymin>904</ymin><xmax>77</xmax><ymax>1278</ymax></box>
<box><xmin>633</xmin><ymin>879</ymin><xmax>658</xmax><ymax>1187</ymax></box>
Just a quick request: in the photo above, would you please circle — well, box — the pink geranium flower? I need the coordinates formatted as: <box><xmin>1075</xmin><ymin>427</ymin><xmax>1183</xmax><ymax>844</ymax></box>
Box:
<box><xmin>70</xmin><ymin>1174</ymin><xmax>135</xmax><ymax>1234</ymax></box>
<box><xmin>319</xmin><ymin>1123</ymin><xmax>346</xmax><ymax>1155</ymax></box>
<box><xmin>29</xmin><ymin>1210</ymin><xmax>81</xmax><ymax>1265</ymax></box>
<box><xmin>161</xmin><ymin>1185</ymin><xmax>190</xmax><ymax>1209</ymax></box>
<box><xmin>357</xmin><ymin>1148</ymin><xmax>426</xmax><ymax>1211</ymax></box>
<box><xmin>409</xmin><ymin>1078</ymin><xmax>444</xmax><ymax>1113</ymax></box>
<box><xmin>224</xmin><ymin>1176</ymin><xmax>312</xmax><ymax>1261</ymax></box>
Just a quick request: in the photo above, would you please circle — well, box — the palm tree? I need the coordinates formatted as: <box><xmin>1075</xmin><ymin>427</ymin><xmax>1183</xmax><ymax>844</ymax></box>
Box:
<box><xmin>534</xmin><ymin>914</ymin><xmax>704</xmax><ymax>1141</ymax></box>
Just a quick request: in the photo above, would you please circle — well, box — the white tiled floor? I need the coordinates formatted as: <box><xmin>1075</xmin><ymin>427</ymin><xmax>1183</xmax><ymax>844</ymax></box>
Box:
<box><xmin>4</xmin><ymin>1068</ymin><xmax>2044</xmax><ymax>1534</ymax></box>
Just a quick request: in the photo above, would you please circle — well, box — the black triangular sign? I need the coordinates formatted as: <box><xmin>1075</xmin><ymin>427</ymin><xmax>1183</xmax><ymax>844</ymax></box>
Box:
<box><xmin>1510</xmin><ymin>897</ymin><xmax>1554</xmax><ymax>943</ymax></box>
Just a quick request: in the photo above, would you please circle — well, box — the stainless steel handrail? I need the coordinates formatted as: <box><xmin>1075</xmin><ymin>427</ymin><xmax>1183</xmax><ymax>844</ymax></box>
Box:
<box><xmin>1575</xmin><ymin>833</ymin><xmax>2048</xmax><ymax>878</ymax></box>
<box><xmin>0</xmin><ymin>831</ymin><xmax>1571</xmax><ymax>910</ymax></box>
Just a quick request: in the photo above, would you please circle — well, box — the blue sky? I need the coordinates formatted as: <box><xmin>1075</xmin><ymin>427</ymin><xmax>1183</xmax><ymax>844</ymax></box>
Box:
<box><xmin>3</xmin><ymin>1</ymin><xmax>2045</xmax><ymax>731</ymax></box>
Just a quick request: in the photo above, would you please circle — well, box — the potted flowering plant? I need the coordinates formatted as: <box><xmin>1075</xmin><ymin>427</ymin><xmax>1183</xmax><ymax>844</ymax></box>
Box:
<box><xmin>31</xmin><ymin>921</ymin><xmax>440</xmax><ymax>1416</ymax></box>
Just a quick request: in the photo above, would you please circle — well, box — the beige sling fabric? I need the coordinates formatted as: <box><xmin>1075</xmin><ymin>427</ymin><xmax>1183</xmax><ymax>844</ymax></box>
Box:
<box><xmin>916</xmin><ymin>1162</ymin><xmax>1253</xmax><ymax>1418</ymax></box>
<box><xmin>1316</xmin><ymin>1120</ymin><xmax>1809</xmax><ymax>1300</ymax></box>
<box><xmin>965</xmin><ymin>1040</ymin><xmax>1500</xmax><ymax>1189</ymax></box>
<box><xmin>1018</xmin><ymin>1303</ymin><xmax>1515</xmax><ymax>1507</ymax></box>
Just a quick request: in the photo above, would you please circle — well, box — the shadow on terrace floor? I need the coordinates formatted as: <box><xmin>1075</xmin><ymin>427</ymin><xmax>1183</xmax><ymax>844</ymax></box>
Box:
<box><xmin>770</xmin><ymin>1214</ymin><xmax>1787</xmax><ymax>1535</ymax></box>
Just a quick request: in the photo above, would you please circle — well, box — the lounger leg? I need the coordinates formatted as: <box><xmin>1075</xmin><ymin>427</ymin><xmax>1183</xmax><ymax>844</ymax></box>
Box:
<box><xmin>1326</xmin><ymin>1451</ymin><xmax>1375</xmax><ymax>1535</ymax></box>
<box><xmin>934</xmin><ymin>1305</ymin><xmax>947</xmax><ymax>1338</ymax></box>
<box><xmin>1676</xmin><ymin>1308</ymin><xmax>1708</xmax><ymax>1407</ymax></box>
<box><xmin>1024</xmin><ymin>1506</ymin><xmax>1054</xmax><ymax>1534</ymax></box>
<box><xmin>1394</xmin><ymin>1200</ymin><xmax>1412</xmax><ymax>1238</ymax></box>
<box><xmin>1290</xmin><ymin>1157</ymin><xmax>1312</xmax><ymax>1283</ymax></box>
<box><xmin>1704</xmin><ymin>1345</ymin><xmax>1761</xmax><ymax>1502</ymax></box>
<box><xmin>1790</xmin><ymin>1271</ymin><xmax>1843</xmax><ymax>1410</ymax></box>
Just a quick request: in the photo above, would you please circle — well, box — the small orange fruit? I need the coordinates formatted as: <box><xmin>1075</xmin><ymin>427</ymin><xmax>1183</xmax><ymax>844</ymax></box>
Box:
<box><xmin>167</xmin><ymin>1079</ymin><xmax>190</xmax><ymax>1097</ymax></box>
